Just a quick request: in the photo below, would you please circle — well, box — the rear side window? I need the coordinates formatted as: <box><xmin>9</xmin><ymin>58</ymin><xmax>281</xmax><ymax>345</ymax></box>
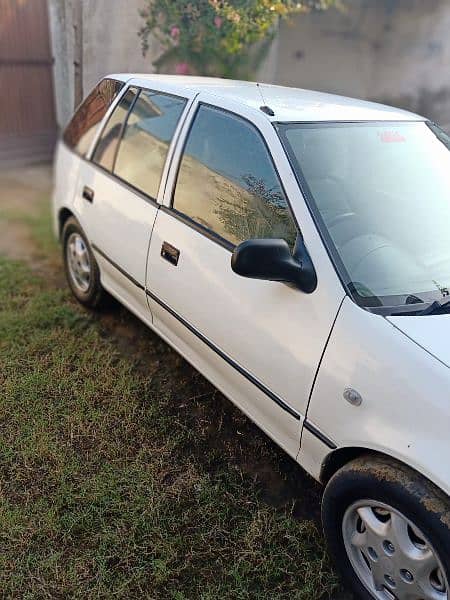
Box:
<box><xmin>63</xmin><ymin>78</ymin><xmax>124</xmax><ymax>157</ymax></box>
<box><xmin>114</xmin><ymin>90</ymin><xmax>187</xmax><ymax>199</ymax></box>
<box><xmin>173</xmin><ymin>105</ymin><xmax>297</xmax><ymax>247</ymax></box>
<box><xmin>92</xmin><ymin>87</ymin><xmax>138</xmax><ymax>171</ymax></box>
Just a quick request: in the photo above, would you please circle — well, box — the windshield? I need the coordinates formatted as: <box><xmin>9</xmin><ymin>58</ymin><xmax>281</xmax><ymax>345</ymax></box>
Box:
<box><xmin>278</xmin><ymin>121</ymin><xmax>450</xmax><ymax>312</ymax></box>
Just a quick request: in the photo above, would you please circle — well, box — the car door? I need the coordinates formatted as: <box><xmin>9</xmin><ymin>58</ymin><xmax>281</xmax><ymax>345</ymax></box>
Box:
<box><xmin>146</xmin><ymin>94</ymin><xmax>345</xmax><ymax>458</ymax></box>
<box><xmin>73</xmin><ymin>81</ymin><xmax>195</xmax><ymax>322</ymax></box>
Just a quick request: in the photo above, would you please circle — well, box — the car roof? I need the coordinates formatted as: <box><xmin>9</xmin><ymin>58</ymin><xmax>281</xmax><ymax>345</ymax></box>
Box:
<box><xmin>110</xmin><ymin>73</ymin><xmax>425</xmax><ymax>123</ymax></box>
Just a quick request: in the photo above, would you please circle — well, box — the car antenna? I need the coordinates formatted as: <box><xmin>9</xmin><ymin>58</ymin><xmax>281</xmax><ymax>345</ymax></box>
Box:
<box><xmin>257</xmin><ymin>82</ymin><xmax>275</xmax><ymax>116</ymax></box>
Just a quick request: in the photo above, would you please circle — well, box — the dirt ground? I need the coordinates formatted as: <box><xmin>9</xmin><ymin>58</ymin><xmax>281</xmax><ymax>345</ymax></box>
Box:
<box><xmin>0</xmin><ymin>166</ymin><xmax>49</xmax><ymax>258</ymax></box>
<box><xmin>0</xmin><ymin>163</ymin><xmax>352</xmax><ymax>599</ymax></box>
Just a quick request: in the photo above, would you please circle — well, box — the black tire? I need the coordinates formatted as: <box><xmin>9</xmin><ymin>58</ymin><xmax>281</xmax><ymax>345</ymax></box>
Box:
<box><xmin>62</xmin><ymin>216</ymin><xmax>105</xmax><ymax>308</ymax></box>
<box><xmin>322</xmin><ymin>454</ymin><xmax>450</xmax><ymax>599</ymax></box>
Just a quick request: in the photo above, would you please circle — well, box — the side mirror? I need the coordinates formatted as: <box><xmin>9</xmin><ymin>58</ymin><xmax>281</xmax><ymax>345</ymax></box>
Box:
<box><xmin>231</xmin><ymin>238</ymin><xmax>317</xmax><ymax>293</ymax></box>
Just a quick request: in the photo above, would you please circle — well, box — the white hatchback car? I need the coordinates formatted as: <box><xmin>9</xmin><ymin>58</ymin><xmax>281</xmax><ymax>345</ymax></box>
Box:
<box><xmin>53</xmin><ymin>74</ymin><xmax>450</xmax><ymax>599</ymax></box>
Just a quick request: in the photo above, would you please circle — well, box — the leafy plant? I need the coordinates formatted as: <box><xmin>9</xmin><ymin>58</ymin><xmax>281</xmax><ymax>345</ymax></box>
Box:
<box><xmin>139</xmin><ymin>0</ymin><xmax>339</xmax><ymax>79</ymax></box>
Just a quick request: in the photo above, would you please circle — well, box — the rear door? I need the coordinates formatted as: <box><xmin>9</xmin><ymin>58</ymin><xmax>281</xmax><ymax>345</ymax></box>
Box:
<box><xmin>146</xmin><ymin>94</ymin><xmax>345</xmax><ymax>458</ymax></box>
<box><xmin>73</xmin><ymin>81</ymin><xmax>195</xmax><ymax>321</ymax></box>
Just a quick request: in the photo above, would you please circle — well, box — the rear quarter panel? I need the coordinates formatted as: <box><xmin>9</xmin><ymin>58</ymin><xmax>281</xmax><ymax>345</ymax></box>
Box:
<box><xmin>52</xmin><ymin>141</ymin><xmax>83</xmax><ymax>238</ymax></box>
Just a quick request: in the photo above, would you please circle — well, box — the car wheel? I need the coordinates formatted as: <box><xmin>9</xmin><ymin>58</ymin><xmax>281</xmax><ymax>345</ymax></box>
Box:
<box><xmin>322</xmin><ymin>454</ymin><xmax>450</xmax><ymax>600</ymax></box>
<box><xmin>62</xmin><ymin>217</ymin><xmax>105</xmax><ymax>308</ymax></box>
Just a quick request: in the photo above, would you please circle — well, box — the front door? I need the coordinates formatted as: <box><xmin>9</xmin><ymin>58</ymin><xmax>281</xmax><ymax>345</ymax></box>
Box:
<box><xmin>146</xmin><ymin>96</ymin><xmax>344</xmax><ymax>457</ymax></box>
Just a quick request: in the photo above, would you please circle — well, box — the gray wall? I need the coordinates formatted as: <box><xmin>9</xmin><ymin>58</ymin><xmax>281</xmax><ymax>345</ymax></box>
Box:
<box><xmin>49</xmin><ymin>0</ymin><xmax>450</xmax><ymax>131</ymax></box>
<box><xmin>48</xmin><ymin>0</ymin><xmax>75</xmax><ymax>128</ymax></box>
<box><xmin>275</xmin><ymin>0</ymin><xmax>450</xmax><ymax>130</ymax></box>
<box><xmin>48</xmin><ymin>0</ymin><xmax>158</xmax><ymax>127</ymax></box>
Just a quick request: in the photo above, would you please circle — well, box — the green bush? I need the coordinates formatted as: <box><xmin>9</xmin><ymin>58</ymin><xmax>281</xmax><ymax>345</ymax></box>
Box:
<box><xmin>139</xmin><ymin>0</ymin><xmax>339</xmax><ymax>78</ymax></box>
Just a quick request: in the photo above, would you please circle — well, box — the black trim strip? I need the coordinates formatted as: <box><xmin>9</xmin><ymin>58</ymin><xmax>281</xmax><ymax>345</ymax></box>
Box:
<box><xmin>303</xmin><ymin>420</ymin><xmax>337</xmax><ymax>450</ymax></box>
<box><xmin>91</xmin><ymin>244</ymin><xmax>145</xmax><ymax>291</ymax></box>
<box><xmin>146</xmin><ymin>289</ymin><xmax>300</xmax><ymax>420</ymax></box>
<box><xmin>91</xmin><ymin>244</ymin><xmax>338</xmax><ymax>448</ymax></box>
<box><xmin>160</xmin><ymin>206</ymin><xmax>235</xmax><ymax>252</ymax></box>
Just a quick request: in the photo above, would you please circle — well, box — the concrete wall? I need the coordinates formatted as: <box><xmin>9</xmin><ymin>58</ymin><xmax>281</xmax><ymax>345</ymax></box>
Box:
<box><xmin>48</xmin><ymin>0</ymin><xmax>75</xmax><ymax>128</ymax></box>
<box><xmin>48</xmin><ymin>0</ymin><xmax>158</xmax><ymax>128</ymax></box>
<box><xmin>49</xmin><ymin>0</ymin><xmax>450</xmax><ymax>131</ymax></box>
<box><xmin>275</xmin><ymin>0</ymin><xmax>450</xmax><ymax>130</ymax></box>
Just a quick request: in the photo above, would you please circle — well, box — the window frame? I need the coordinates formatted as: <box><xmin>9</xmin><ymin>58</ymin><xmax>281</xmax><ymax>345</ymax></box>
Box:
<box><xmin>83</xmin><ymin>81</ymin><xmax>194</xmax><ymax>206</ymax></box>
<box><xmin>167</xmin><ymin>101</ymin><xmax>300</xmax><ymax>252</ymax></box>
<box><xmin>111</xmin><ymin>87</ymin><xmax>189</xmax><ymax>203</ymax></box>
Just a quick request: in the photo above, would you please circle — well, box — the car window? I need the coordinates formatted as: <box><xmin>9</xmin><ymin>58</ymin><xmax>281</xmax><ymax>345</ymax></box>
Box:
<box><xmin>91</xmin><ymin>87</ymin><xmax>138</xmax><ymax>172</ymax></box>
<box><xmin>279</xmin><ymin>121</ymin><xmax>450</xmax><ymax>306</ymax></box>
<box><xmin>63</xmin><ymin>78</ymin><xmax>124</xmax><ymax>157</ymax></box>
<box><xmin>114</xmin><ymin>90</ymin><xmax>187</xmax><ymax>199</ymax></box>
<box><xmin>172</xmin><ymin>105</ymin><xmax>297</xmax><ymax>248</ymax></box>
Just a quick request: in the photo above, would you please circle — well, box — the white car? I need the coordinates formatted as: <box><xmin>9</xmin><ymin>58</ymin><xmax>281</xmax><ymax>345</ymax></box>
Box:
<box><xmin>53</xmin><ymin>74</ymin><xmax>450</xmax><ymax>599</ymax></box>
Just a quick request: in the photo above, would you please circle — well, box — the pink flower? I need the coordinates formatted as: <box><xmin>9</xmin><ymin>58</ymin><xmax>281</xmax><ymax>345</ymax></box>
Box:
<box><xmin>175</xmin><ymin>62</ymin><xmax>190</xmax><ymax>75</ymax></box>
<box><xmin>214</xmin><ymin>16</ymin><xmax>223</xmax><ymax>29</ymax></box>
<box><xmin>170</xmin><ymin>26</ymin><xmax>180</xmax><ymax>39</ymax></box>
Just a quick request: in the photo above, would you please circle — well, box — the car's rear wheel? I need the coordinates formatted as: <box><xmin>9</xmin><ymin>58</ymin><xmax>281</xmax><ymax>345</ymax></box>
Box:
<box><xmin>322</xmin><ymin>455</ymin><xmax>450</xmax><ymax>599</ymax></box>
<box><xmin>62</xmin><ymin>217</ymin><xmax>105</xmax><ymax>308</ymax></box>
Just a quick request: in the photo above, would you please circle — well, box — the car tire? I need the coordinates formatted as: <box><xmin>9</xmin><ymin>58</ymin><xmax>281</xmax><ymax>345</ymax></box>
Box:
<box><xmin>322</xmin><ymin>454</ymin><xmax>450</xmax><ymax>600</ymax></box>
<box><xmin>62</xmin><ymin>217</ymin><xmax>105</xmax><ymax>309</ymax></box>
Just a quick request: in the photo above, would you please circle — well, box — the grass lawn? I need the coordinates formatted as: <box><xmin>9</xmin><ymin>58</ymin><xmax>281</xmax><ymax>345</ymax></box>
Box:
<box><xmin>0</xmin><ymin>189</ymin><xmax>342</xmax><ymax>598</ymax></box>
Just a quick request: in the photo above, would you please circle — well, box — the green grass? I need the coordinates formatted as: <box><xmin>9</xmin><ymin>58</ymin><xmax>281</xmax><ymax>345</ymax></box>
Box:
<box><xmin>0</xmin><ymin>205</ymin><xmax>341</xmax><ymax>598</ymax></box>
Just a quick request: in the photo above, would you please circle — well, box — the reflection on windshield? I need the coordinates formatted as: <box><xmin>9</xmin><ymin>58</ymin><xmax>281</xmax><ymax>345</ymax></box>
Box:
<box><xmin>278</xmin><ymin>121</ymin><xmax>450</xmax><ymax>309</ymax></box>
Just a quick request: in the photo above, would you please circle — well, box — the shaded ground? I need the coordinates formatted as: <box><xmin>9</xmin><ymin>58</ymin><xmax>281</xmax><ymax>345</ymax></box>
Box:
<box><xmin>0</xmin><ymin>164</ymin><xmax>351</xmax><ymax>598</ymax></box>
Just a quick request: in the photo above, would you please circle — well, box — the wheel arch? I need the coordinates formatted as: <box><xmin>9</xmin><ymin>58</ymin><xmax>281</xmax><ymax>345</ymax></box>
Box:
<box><xmin>58</xmin><ymin>207</ymin><xmax>75</xmax><ymax>240</ymax></box>
<box><xmin>320</xmin><ymin>446</ymin><xmax>445</xmax><ymax>493</ymax></box>
<box><xmin>320</xmin><ymin>446</ymin><xmax>374</xmax><ymax>484</ymax></box>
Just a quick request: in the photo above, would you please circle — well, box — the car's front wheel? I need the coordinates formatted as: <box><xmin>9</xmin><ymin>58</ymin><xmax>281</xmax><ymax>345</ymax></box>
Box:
<box><xmin>322</xmin><ymin>455</ymin><xmax>450</xmax><ymax>599</ymax></box>
<box><xmin>62</xmin><ymin>216</ymin><xmax>105</xmax><ymax>308</ymax></box>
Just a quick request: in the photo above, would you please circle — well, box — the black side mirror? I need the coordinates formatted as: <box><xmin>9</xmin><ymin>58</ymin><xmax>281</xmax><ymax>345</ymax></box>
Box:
<box><xmin>231</xmin><ymin>237</ymin><xmax>317</xmax><ymax>293</ymax></box>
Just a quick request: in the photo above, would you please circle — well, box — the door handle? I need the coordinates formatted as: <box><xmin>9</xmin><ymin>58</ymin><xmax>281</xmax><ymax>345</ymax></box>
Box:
<box><xmin>82</xmin><ymin>186</ymin><xmax>94</xmax><ymax>203</ymax></box>
<box><xmin>161</xmin><ymin>241</ymin><xmax>180</xmax><ymax>266</ymax></box>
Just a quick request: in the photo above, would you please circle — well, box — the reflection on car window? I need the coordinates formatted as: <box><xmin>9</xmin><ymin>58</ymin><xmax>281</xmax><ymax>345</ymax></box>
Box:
<box><xmin>63</xmin><ymin>78</ymin><xmax>124</xmax><ymax>156</ymax></box>
<box><xmin>114</xmin><ymin>90</ymin><xmax>187</xmax><ymax>199</ymax></box>
<box><xmin>173</xmin><ymin>105</ymin><xmax>297</xmax><ymax>247</ymax></box>
<box><xmin>92</xmin><ymin>88</ymin><xmax>138</xmax><ymax>172</ymax></box>
<box><xmin>279</xmin><ymin>121</ymin><xmax>450</xmax><ymax>306</ymax></box>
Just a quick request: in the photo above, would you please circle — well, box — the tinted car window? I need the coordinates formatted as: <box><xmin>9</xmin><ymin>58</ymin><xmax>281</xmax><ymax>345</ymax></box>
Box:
<box><xmin>173</xmin><ymin>105</ymin><xmax>297</xmax><ymax>247</ymax></box>
<box><xmin>92</xmin><ymin>88</ymin><xmax>137</xmax><ymax>172</ymax></box>
<box><xmin>63</xmin><ymin>78</ymin><xmax>124</xmax><ymax>156</ymax></box>
<box><xmin>114</xmin><ymin>90</ymin><xmax>187</xmax><ymax>199</ymax></box>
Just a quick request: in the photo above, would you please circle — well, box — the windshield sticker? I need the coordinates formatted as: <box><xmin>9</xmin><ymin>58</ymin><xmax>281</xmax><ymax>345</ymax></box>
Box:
<box><xmin>378</xmin><ymin>130</ymin><xmax>406</xmax><ymax>143</ymax></box>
